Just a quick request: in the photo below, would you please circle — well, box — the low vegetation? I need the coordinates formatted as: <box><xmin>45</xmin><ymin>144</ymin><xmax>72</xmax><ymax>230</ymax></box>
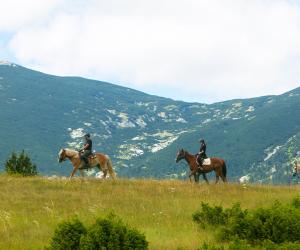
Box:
<box><xmin>0</xmin><ymin>175</ymin><xmax>299</xmax><ymax>249</ymax></box>
<box><xmin>46</xmin><ymin>214</ymin><xmax>148</xmax><ymax>250</ymax></box>
<box><xmin>194</xmin><ymin>198</ymin><xmax>300</xmax><ymax>249</ymax></box>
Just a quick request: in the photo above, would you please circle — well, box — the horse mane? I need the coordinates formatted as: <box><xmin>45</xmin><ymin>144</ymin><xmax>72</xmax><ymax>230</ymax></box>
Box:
<box><xmin>64</xmin><ymin>148</ymin><xmax>79</xmax><ymax>158</ymax></box>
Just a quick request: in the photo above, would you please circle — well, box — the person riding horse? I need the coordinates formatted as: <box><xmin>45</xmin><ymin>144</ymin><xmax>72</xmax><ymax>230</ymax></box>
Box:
<box><xmin>79</xmin><ymin>133</ymin><xmax>93</xmax><ymax>169</ymax></box>
<box><xmin>196</xmin><ymin>139</ymin><xmax>207</xmax><ymax>171</ymax></box>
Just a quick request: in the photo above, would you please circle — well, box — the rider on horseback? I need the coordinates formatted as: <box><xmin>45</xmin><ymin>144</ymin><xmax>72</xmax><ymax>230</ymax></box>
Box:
<box><xmin>79</xmin><ymin>133</ymin><xmax>93</xmax><ymax>169</ymax></box>
<box><xmin>197</xmin><ymin>139</ymin><xmax>207</xmax><ymax>171</ymax></box>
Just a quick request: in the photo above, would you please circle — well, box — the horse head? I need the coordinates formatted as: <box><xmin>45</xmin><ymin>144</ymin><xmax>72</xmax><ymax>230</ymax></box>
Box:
<box><xmin>175</xmin><ymin>149</ymin><xmax>185</xmax><ymax>163</ymax></box>
<box><xmin>58</xmin><ymin>149</ymin><xmax>67</xmax><ymax>163</ymax></box>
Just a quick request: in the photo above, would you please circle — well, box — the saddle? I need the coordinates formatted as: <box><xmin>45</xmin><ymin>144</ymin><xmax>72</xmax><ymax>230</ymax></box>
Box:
<box><xmin>88</xmin><ymin>153</ymin><xmax>97</xmax><ymax>163</ymax></box>
<box><xmin>196</xmin><ymin>157</ymin><xmax>211</xmax><ymax>166</ymax></box>
<box><xmin>202</xmin><ymin>158</ymin><xmax>211</xmax><ymax>165</ymax></box>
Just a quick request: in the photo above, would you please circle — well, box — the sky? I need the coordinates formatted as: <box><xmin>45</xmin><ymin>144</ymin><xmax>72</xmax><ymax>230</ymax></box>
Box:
<box><xmin>1</xmin><ymin>0</ymin><xmax>300</xmax><ymax>103</ymax></box>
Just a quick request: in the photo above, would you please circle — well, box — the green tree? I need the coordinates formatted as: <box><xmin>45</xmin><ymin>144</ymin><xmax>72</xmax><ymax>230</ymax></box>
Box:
<box><xmin>5</xmin><ymin>151</ymin><xmax>38</xmax><ymax>176</ymax></box>
<box><xmin>46</xmin><ymin>218</ymin><xmax>86</xmax><ymax>250</ymax></box>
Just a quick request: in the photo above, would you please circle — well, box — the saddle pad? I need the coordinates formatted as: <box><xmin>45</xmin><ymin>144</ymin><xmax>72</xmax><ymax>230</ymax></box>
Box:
<box><xmin>203</xmin><ymin>158</ymin><xmax>211</xmax><ymax>165</ymax></box>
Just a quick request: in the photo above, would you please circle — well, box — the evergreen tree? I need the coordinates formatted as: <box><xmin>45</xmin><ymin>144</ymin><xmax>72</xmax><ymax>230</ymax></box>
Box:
<box><xmin>5</xmin><ymin>151</ymin><xmax>38</xmax><ymax>176</ymax></box>
<box><xmin>5</xmin><ymin>152</ymin><xmax>18</xmax><ymax>174</ymax></box>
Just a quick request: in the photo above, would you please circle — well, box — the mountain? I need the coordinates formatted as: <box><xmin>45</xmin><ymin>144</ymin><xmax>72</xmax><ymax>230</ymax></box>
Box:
<box><xmin>0</xmin><ymin>61</ymin><xmax>299</xmax><ymax>183</ymax></box>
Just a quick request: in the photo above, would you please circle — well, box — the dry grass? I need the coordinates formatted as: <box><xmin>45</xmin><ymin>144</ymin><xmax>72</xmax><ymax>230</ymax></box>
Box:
<box><xmin>0</xmin><ymin>175</ymin><xmax>299</xmax><ymax>249</ymax></box>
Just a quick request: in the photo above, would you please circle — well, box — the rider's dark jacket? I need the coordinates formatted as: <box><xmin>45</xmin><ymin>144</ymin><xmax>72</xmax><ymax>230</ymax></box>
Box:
<box><xmin>85</xmin><ymin>138</ymin><xmax>92</xmax><ymax>151</ymax></box>
<box><xmin>81</xmin><ymin>138</ymin><xmax>93</xmax><ymax>164</ymax></box>
<box><xmin>199</xmin><ymin>142</ymin><xmax>207</xmax><ymax>159</ymax></box>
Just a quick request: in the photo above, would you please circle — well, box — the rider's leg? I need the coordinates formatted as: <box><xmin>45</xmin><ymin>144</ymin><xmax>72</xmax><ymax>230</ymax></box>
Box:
<box><xmin>80</xmin><ymin>151</ymin><xmax>90</xmax><ymax>169</ymax></box>
<box><xmin>197</xmin><ymin>154</ymin><xmax>204</xmax><ymax>170</ymax></box>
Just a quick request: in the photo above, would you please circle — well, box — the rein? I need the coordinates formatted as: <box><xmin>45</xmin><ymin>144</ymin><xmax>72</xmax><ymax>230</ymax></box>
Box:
<box><xmin>182</xmin><ymin>150</ymin><xmax>187</xmax><ymax>160</ymax></box>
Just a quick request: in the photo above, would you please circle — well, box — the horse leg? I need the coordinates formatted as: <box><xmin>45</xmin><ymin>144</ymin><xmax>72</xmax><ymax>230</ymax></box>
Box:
<box><xmin>194</xmin><ymin>172</ymin><xmax>199</xmax><ymax>183</ymax></box>
<box><xmin>221</xmin><ymin>175</ymin><xmax>227</xmax><ymax>182</ymax></box>
<box><xmin>103</xmin><ymin>170</ymin><xmax>107</xmax><ymax>179</ymax></box>
<box><xmin>215</xmin><ymin>174</ymin><xmax>220</xmax><ymax>184</ymax></box>
<box><xmin>101</xmin><ymin>162</ymin><xmax>108</xmax><ymax>179</ymax></box>
<box><xmin>189</xmin><ymin>172</ymin><xmax>193</xmax><ymax>182</ymax></box>
<box><xmin>80</xmin><ymin>169</ymin><xmax>84</xmax><ymax>177</ymax></box>
<box><xmin>189</xmin><ymin>169</ymin><xmax>197</xmax><ymax>183</ymax></box>
<box><xmin>70</xmin><ymin>167</ymin><xmax>78</xmax><ymax>179</ymax></box>
<box><xmin>202</xmin><ymin>173</ymin><xmax>209</xmax><ymax>184</ymax></box>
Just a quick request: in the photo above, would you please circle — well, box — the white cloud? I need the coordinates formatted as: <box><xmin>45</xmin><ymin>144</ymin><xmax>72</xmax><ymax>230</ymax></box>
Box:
<box><xmin>0</xmin><ymin>0</ymin><xmax>62</xmax><ymax>31</ymax></box>
<box><xmin>3</xmin><ymin>0</ymin><xmax>300</xmax><ymax>103</ymax></box>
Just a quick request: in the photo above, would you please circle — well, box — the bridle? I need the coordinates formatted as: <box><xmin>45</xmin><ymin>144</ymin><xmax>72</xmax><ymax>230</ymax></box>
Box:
<box><xmin>59</xmin><ymin>149</ymin><xmax>68</xmax><ymax>162</ymax></box>
<box><xmin>176</xmin><ymin>150</ymin><xmax>186</xmax><ymax>163</ymax></box>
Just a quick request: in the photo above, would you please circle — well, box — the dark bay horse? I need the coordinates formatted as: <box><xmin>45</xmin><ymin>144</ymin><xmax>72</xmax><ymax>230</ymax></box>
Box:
<box><xmin>175</xmin><ymin>149</ymin><xmax>227</xmax><ymax>184</ymax></box>
<box><xmin>58</xmin><ymin>148</ymin><xmax>116</xmax><ymax>179</ymax></box>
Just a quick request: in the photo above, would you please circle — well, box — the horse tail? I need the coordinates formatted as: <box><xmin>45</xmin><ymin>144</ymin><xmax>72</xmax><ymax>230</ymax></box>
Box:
<box><xmin>222</xmin><ymin>161</ymin><xmax>227</xmax><ymax>178</ymax></box>
<box><xmin>106</xmin><ymin>156</ymin><xmax>116</xmax><ymax>180</ymax></box>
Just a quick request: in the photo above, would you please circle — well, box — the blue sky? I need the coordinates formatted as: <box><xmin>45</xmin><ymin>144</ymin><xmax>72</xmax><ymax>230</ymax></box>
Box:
<box><xmin>1</xmin><ymin>0</ymin><xmax>300</xmax><ymax>103</ymax></box>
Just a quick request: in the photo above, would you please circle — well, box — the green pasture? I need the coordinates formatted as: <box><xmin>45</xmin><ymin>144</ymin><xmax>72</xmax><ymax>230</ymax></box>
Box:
<box><xmin>0</xmin><ymin>175</ymin><xmax>299</xmax><ymax>249</ymax></box>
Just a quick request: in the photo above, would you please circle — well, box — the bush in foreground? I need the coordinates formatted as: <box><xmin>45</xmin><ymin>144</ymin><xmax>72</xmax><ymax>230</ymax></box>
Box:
<box><xmin>199</xmin><ymin>239</ymin><xmax>300</xmax><ymax>250</ymax></box>
<box><xmin>46</xmin><ymin>217</ymin><xmax>86</xmax><ymax>250</ymax></box>
<box><xmin>219</xmin><ymin>201</ymin><xmax>300</xmax><ymax>243</ymax></box>
<box><xmin>193</xmin><ymin>202</ymin><xmax>246</xmax><ymax>228</ymax></box>
<box><xmin>5</xmin><ymin>151</ymin><xmax>37</xmax><ymax>176</ymax></box>
<box><xmin>194</xmin><ymin>197</ymin><xmax>300</xmax><ymax>248</ymax></box>
<box><xmin>47</xmin><ymin>215</ymin><xmax>148</xmax><ymax>250</ymax></box>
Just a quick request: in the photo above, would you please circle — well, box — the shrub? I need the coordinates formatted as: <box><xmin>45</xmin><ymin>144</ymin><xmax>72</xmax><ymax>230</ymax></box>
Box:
<box><xmin>194</xmin><ymin>199</ymin><xmax>300</xmax><ymax>246</ymax></box>
<box><xmin>259</xmin><ymin>240</ymin><xmax>300</xmax><ymax>250</ymax></box>
<box><xmin>5</xmin><ymin>151</ymin><xmax>37</xmax><ymax>176</ymax></box>
<box><xmin>46</xmin><ymin>217</ymin><xmax>86</xmax><ymax>250</ymax></box>
<box><xmin>220</xmin><ymin>202</ymin><xmax>300</xmax><ymax>243</ymax></box>
<box><xmin>80</xmin><ymin>215</ymin><xmax>148</xmax><ymax>250</ymax></box>
<box><xmin>292</xmin><ymin>196</ymin><xmax>300</xmax><ymax>209</ymax></box>
<box><xmin>193</xmin><ymin>202</ymin><xmax>246</xmax><ymax>228</ymax></box>
<box><xmin>193</xmin><ymin>203</ymin><xmax>227</xmax><ymax>227</ymax></box>
<box><xmin>47</xmin><ymin>215</ymin><xmax>148</xmax><ymax>250</ymax></box>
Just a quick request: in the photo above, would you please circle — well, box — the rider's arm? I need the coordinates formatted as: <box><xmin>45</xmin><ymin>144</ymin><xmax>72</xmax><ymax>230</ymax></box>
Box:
<box><xmin>80</xmin><ymin>143</ymin><xmax>89</xmax><ymax>151</ymax></box>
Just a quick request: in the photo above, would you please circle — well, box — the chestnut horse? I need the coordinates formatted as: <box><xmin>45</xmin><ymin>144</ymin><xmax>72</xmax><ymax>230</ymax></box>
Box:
<box><xmin>175</xmin><ymin>149</ymin><xmax>227</xmax><ymax>184</ymax></box>
<box><xmin>58</xmin><ymin>148</ymin><xmax>116</xmax><ymax>179</ymax></box>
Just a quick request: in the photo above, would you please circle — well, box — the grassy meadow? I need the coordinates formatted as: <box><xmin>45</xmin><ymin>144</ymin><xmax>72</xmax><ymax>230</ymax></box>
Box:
<box><xmin>0</xmin><ymin>175</ymin><xmax>299</xmax><ymax>249</ymax></box>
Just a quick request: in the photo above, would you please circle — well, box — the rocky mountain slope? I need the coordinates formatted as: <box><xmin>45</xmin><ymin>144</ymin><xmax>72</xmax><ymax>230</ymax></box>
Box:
<box><xmin>0</xmin><ymin>61</ymin><xmax>299</xmax><ymax>183</ymax></box>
